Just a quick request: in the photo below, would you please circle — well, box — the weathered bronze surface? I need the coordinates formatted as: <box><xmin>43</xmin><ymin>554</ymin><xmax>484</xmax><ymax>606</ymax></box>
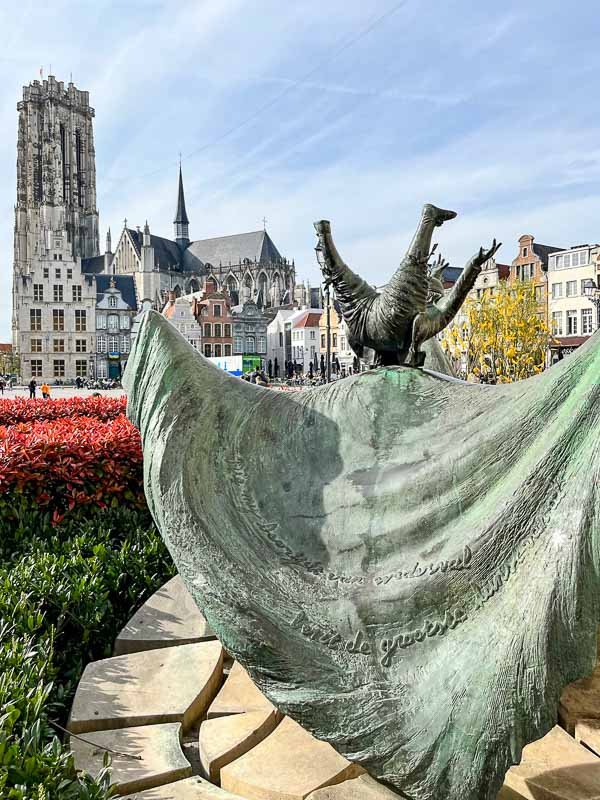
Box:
<box><xmin>124</xmin><ymin>310</ymin><xmax>600</xmax><ymax>800</ymax></box>
<box><xmin>314</xmin><ymin>204</ymin><xmax>500</xmax><ymax>367</ymax></box>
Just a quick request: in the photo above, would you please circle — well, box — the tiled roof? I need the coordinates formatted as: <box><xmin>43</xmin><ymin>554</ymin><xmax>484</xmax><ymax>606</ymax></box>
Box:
<box><xmin>95</xmin><ymin>274</ymin><xmax>137</xmax><ymax>310</ymax></box>
<box><xmin>551</xmin><ymin>336</ymin><xmax>590</xmax><ymax>348</ymax></box>
<box><xmin>497</xmin><ymin>263</ymin><xmax>511</xmax><ymax>280</ymax></box>
<box><xmin>0</xmin><ymin>343</ymin><xmax>12</xmax><ymax>353</ymax></box>
<box><xmin>532</xmin><ymin>243</ymin><xmax>563</xmax><ymax>268</ymax></box>
<box><xmin>81</xmin><ymin>255</ymin><xmax>106</xmax><ymax>274</ymax></box>
<box><xmin>186</xmin><ymin>230</ymin><xmax>283</xmax><ymax>269</ymax></box>
<box><xmin>293</xmin><ymin>311</ymin><xmax>322</xmax><ymax>328</ymax></box>
<box><xmin>127</xmin><ymin>229</ymin><xmax>183</xmax><ymax>271</ymax></box>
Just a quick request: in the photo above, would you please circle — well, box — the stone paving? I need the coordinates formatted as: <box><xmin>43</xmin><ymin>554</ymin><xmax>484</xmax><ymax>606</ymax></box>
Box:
<box><xmin>1</xmin><ymin>386</ymin><xmax>125</xmax><ymax>399</ymax></box>
<box><xmin>68</xmin><ymin>576</ymin><xmax>600</xmax><ymax>799</ymax></box>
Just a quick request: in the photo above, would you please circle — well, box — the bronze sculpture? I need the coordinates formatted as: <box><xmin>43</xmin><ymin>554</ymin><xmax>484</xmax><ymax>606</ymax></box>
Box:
<box><xmin>314</xmin><ymin>204</ymin><xmax>500</xmax><ymax>366</ymax></box>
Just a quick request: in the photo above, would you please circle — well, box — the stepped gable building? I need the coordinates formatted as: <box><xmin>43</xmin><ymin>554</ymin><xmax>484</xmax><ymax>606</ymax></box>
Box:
<box><xmin>109</xmin><ymin>167</ymin><xmax>296</xmax><ymax>310</ymax></box>
<box><xmin>13</xmin><ymin>75</ymin><xmax>100</xmax><ymax>382</ymax></box>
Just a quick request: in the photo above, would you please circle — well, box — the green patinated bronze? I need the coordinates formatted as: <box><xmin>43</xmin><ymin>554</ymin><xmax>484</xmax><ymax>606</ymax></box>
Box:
<box><xmin>124</xmin><ymin>309</ymin><xmax>600</xmax><ymax>800</ymax></box>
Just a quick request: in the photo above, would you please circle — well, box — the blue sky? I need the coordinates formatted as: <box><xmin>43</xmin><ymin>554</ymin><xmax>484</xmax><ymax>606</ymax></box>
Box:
<box><xmin>2</xmin><ymin>0</ymin><xmax>600</xmax><ymax>339</ymax></box>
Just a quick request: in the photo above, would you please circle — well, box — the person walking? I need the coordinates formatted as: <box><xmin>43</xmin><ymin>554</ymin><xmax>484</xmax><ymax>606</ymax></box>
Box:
<box><xmin>0</xmin><ymin>378</ymin><xmax>5</xmax><ymax>395</ymax></box>
<box><xmin>268</xmin><ymin>359</ymin><xmax>273</xmax><ymax>380</ymax></box>
<box><xmin>28</xmin><ymin>378</ymin><xmax>37</xmax><ymax>399</ymax></box>
<box><xmin>41</xmin><ymin>382</ymin><xmax>51</xmax><ymax>399</ymax></box>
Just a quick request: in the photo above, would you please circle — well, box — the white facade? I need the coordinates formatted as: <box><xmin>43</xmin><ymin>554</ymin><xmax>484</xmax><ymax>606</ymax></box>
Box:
<box><xmin>547</xmin><ymin>245</ymin><xmax>599</xmax><ymax>348</ymax></box>
<box><xmin>162</xmin><ymin>296</ymin><xmax>203</xmax><ymax>351</ymax></box>
<box><xmin>290</xmin><ymin>312</ymin><xmax>321</xmax><ymax>371</ymax></box>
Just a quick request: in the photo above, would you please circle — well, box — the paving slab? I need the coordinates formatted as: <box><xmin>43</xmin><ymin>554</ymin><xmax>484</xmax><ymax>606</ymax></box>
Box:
<box><xmin>69</xmin><ymin>641</ymin><xmax>223</xmax><ymax>734</ymax></box>
<box><xmin>575</xmin><ymin>718</ymin><xmax>600</xmax><ymax>757</ymax></box>
<box><xmin>115</xmin><ymin>576</ymin><xmax>216</xmax><ymax>656</ymax></box>
<box><xmin>220</xmin><ymin>716</ymin><xmax>364</xmax><ymax>800</ymax></box>
<box><xmin>200</xmin><ymin>709</ymin><xmax>281</xmax><ymax>783</ymax></box>
<box><xmin>559</xmin><ymin>666</ymin><xmax>600</xmax><ymax>735</ymax></box>
<box><xmin>122</xmin><ymin>776</ymin><xmax>246</xmax><ymax>799</ymax></box>
<box><xmin>207</xmin><ymin>661</ymin><xmax>274</xmax><ymax>719</ymax></box>
<box><xmin>497</xmin><ymin>725</ymin><xmax>600</xmax><ymax>800</ymax></box>
<box><xmin>70</xmin><ymin>722</ymin><xmax>191</xmax><ymax>795</ymax></box>
<box><xmin>306</xmin><ymin>774</ymin><xmax>401</xmax><ymax>799</ymax></box>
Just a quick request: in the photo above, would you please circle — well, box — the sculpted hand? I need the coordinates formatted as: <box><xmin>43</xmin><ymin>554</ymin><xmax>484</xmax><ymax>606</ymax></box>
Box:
<box><xmin>472</xmin><ymin>239</ymin><xmax>502</xmax><ymax>271</ymax></box>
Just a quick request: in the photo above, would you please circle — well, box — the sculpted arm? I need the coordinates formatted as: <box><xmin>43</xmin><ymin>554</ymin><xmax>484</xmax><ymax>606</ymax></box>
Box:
<box><xmin>314</xmin><ymin>220</ymin><xmax>378</xmax><ymax>307</ymax></box>
<box><xmin>410</xmin><ymin>240</ymin><xmax>501</xmax><ymax>360</ymax></box>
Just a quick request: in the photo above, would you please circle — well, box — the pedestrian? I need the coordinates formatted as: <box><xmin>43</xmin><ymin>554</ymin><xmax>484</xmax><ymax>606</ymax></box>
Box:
<box><xmin>28</xmin><ymin>378</ymin><xmax>37</xmax><ymax>399</ymax></box>
<box><xmin>274</xmin><ymin>358</ymin><xmax>279</xmax><ymax>378</ymax></box>
<box><xmin>0</xmin><ymin>377</ymin><xmax>5</xmax><ymax>395</ymax></box>
<box><xmin>268</xmin><ymin>359</ymin><xmax>273</xmax><ymax>379</ymax></box>
<box><xmin>41</xmin><ymin>382</ymin><xmax>51</xmax><ymax>399</ymax></box>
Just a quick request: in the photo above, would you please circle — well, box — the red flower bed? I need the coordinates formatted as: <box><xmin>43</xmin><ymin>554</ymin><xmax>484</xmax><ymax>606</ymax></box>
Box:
<box><xmin>0</xmin><ymin>395</ymin><xmax>127</xmax><ymax>426</ymax></box>
<box><xmin>0</xmin><ymin>402</ymin><xmax>144</xmax><ymax>523</ymax></box>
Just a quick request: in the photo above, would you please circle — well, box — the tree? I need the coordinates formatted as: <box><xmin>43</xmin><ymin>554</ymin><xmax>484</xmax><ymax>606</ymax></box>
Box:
<box><xmin>440</xmin><ymin>281</ymin><xmax>550</xmax><ymax>383</ymax></box>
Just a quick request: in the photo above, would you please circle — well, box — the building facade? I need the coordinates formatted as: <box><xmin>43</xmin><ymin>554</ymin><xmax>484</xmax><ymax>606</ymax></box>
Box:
<box><xmin>95</xmin><ymin>275</ymin><xmax>137</xmax><ymax>379</ymax></box>
<box><xmin>232</xmin><ymin>301</ymin><xmax>268</xmax><ymax>361</ymax></box>
<box><xmin>509</xmin><ymin>235</ymin><xmax>563</xmax><ymax>322</ymax></box>
<box><xmin>193</xmin><ymin>285</ymin><xmax>233</xmax><ymax>359</ymax></box>
<box><xmin>290</xmin><ymin>310</ymin><xmax>321</xmax><ymax>372</ymax></box>
<box><xmin>162</xmin><ymin>294</ymin><xmax>203</xmax><ymax>352</ymax></box>
<box><xmin>547</xmin><ymin>244</ymin><xmax>599</xmax><ymax>363</ymax></box>
<box><xmin>12</xmin><ymin>76</ymin><xmax>100</xmax><ymax>382</ymax></box>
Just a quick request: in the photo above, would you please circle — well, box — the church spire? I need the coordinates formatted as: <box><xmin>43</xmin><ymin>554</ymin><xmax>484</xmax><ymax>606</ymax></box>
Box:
<box><xmin>174</xmin><ymin>163</ymin><xmax>190</xmax><ymax>249</ymax></box>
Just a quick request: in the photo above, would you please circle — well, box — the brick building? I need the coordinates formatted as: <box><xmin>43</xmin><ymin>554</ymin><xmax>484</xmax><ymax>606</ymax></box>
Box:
<box><xmin>193</xmin><ymin>281</ymin><xmax>233</xmax><ymax>359</ymax></box>
<box><xmin>510</xmin><ymin>235</ymin><xmax>563</xmax><ymax>322</ymax></box>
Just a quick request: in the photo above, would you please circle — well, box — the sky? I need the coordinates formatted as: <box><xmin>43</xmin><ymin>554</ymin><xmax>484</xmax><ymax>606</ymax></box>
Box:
<box><xmin>2</xmin><ymin>0</ymin><xmax>600</xmax><ymax>339</ymax></box>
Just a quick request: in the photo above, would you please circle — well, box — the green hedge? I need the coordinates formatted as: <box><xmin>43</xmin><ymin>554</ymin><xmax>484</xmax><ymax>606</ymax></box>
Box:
<box><xmin>0</xmin><ymin>507</ymin><xmax>175</xmax><ymax>799</ymax></box>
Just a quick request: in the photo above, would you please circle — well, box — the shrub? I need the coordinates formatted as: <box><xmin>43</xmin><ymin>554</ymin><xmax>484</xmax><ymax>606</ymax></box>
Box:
<box><xmin>0</xmin><ymin>414</ymin><xmax>144</xmax><ymax>524</ymax></box>
<box><xmin>0</xmin><ymin>396</ymin><xmax>127</xmax><ymax>427</ymax></box>
<box><xmin>0</xmin><ymin>396</ymin><xmax>175</xmax><ymax>798</ymax></box>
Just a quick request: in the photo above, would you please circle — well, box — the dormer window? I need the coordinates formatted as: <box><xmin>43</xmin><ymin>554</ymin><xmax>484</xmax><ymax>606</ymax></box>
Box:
<box><xmin>522</xmin><ymin>247</ymin><xmax>528</xmax><ymax>257</ymax></box>
<box><xmin>109</xmin><ymin>296</ymin><xmax>117</xmax><ymax>308</ymax></box>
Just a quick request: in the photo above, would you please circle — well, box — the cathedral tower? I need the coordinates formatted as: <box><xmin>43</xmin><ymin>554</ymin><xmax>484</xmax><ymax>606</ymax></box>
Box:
<box><xmin>13</xmin><ymin>76</ymin><xmax>100</xmax><ymax>381</ymax></box>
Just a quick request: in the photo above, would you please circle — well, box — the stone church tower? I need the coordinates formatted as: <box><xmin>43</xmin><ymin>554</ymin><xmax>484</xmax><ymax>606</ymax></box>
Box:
<box><xmin>13</xmin><ymin>76</ymin><xmax>100</xmax><ymax>382</ymax></box>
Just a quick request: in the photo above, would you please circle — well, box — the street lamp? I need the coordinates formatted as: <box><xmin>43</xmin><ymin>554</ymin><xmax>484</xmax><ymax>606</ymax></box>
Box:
<box><xmin>583</xmin><ymin>278</ymin><xmax>600</xmax><ymax>331</ymax></box>
<box><xmin>315</xmin><ymin>241</ymin><xmax>331</xmax><ymax>383</ymax></box>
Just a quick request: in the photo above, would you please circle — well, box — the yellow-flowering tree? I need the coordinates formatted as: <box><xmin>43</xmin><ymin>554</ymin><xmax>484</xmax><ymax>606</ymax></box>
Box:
<box><xmin>440</xmin><ymin>281</ymin><xmax>550</xmax><ymax>383</ymax></box>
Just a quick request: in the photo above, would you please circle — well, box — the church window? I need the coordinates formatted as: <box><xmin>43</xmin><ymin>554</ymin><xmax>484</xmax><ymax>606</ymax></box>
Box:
<box><xmin>53</xmin><ymin>338</ymin><xmax>65</xmax><ymax>353</ymax></box>
<box><xmin>75</xmin><ymin>360</ymin><xmax>88</xmax><ymax>378</ymax></box>
<box><xmin>224</xmin><ymin>324</ymin><xmax>231</xmax><ymax>337</ymax></box>
<box><xmin>258</xmin><ymin>336</ymin><xmax>266</xmax><ymax>352</ymax></box>
<box><xmin>76</xmin><ymin>339</ymin><xmax>87</xmax><ymax>353</ymax></box>
<box><xmin>214</xmin><ymin>344</ymin><xmax>222</xmax><ymax>357</ymax></box>
<box><xmin>204</xmin><ymin>323</ymin><xmax>212</xmax><ymax>337</ymax></box>
<box><xmin>214</xmin><ymin>324</ymin><xmax>222</xmax><ymax>338</ymax></box>
<box><xmin>204</xmin><ymin>343</ymin><xmax>212</xmax><ymax>358</ymax></box>
<box><xmin>53</xmin><ymin>359</ymin><xmax>65</xmax><ymax>378</ymax></box>
<box><xmin>31</xmin><ymin>359</ymin><xmax>42</xmax><ymax>378</ymax></box>
<box><xmin>224</xmin><ymin>345</ymin><xmax>232</xmax><ymax>356</ymax></box>
<box><xmin>76</xmin><ymin>129</ymin><xmax>83</xmax><ymax>207</ymax></box>
<box><xmin>30</xmin><ymin>338</ymin><xmax>42</xmax><ymax>353</ymax></box>
<box><xmin>213</xmin><ymin>304</ymin><xmax>221</xmax><ymax>317</ymax></box>
<box><xmin>109</xmin><ymin>296</ymin><xmax>117</xmax><ymax>308</ymax></box>
<box><xmin>75</xmin><ymin>310</ymin><xmax>87</xmax><ymax>332</ymax></box>
<box><xmin>60</xmin><ymin>123</ymin><xmax>68</xmax><ymax>202</ymax></box>
<box><xmin>30</xmin><ymin>309</ymin><xmax>42</xmax><ymax>331</ymax></box>
<box><xmin>54</xmin><ymin>285</ymin><xmax>63</xmax><ymax>302</ymax></box>
<box><xmin>33</xmin><ymin>284</ymin><xmax>44</xmax><ymax>302</ymax></box>
<box><xmin>73</xmin><ymin>285</ymin><xmax>82</xmax><ymax>302</ymax></box>
<box><xmin>53</xmin><ymin>310</ymin><xmax>65</xmax><ymax>331</ymax></box>
<box><xmin>234</xmin><ymin>336</ymin><xmax>243</xmax><ymax>352</ymax></box>
<box><xmin>97</xmin><ymin>335</ymin><xmax>106</xmax><ymax>353</ymax></box>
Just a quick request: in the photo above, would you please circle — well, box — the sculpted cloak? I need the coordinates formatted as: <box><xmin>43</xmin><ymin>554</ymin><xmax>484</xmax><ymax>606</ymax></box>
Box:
<box><xmin>124</xmin><ymin>310</ymin><xmax>600</xmax><ymax>800</ymax></box>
